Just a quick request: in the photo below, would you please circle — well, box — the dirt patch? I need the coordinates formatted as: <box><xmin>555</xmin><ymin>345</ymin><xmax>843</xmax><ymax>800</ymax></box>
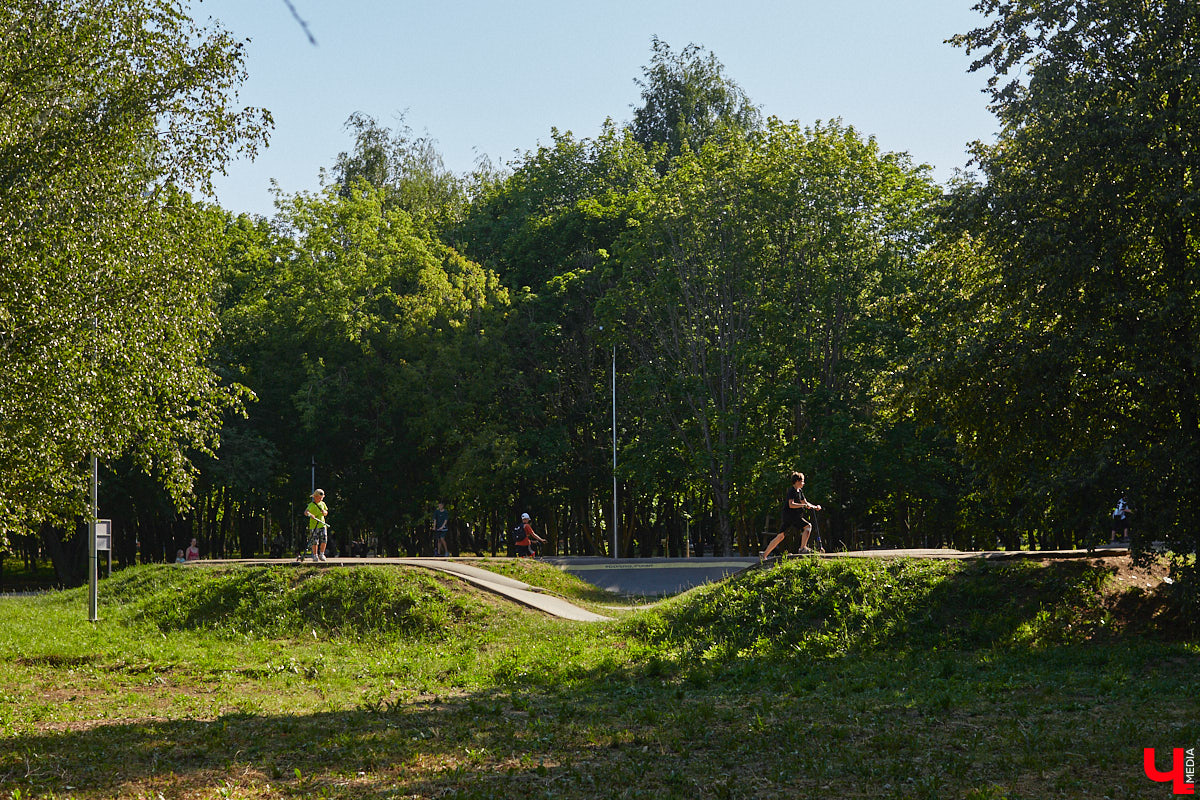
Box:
<box><xmin>1074</xmin><ymin>555</ymin><xmax>1188</xmax><ymax>638</ymax></box>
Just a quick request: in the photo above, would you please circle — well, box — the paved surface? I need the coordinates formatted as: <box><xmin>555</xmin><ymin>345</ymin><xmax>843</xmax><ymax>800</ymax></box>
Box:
<box><xmin>807</xmin><ymin>546</ymin><xmax>1132</xmax><ymax>561</ymax></box>
<box><xmin>399</xmin><ymin>559</ymin><xmax>612</xmax><ymax>622</ymax></box>
<box><xmin>541</xmin><ymin>556</ymin><xmax>757</xmax><ymax>597</ymax></box>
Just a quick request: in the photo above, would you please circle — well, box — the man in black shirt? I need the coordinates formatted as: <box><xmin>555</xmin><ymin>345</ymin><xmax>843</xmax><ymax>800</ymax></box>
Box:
<box><xmin>762</xmin><ymin>471</ymin><xmax>822</xmax><ymax>560</ymax></box>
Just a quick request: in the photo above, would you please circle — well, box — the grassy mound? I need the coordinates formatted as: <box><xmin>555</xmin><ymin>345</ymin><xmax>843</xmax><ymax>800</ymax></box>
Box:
<box><xmin>626</xmin><ymin>557</ymin><xmax>1162</xmax><ymax>660</ymax></box>
<box><xmin>93</xmin><ymin>563</ymin><xmax>504</xmax><ymax>639</ymax></box>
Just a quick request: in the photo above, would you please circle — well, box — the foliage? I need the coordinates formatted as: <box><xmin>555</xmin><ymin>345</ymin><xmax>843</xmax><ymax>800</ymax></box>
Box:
<box><xmin>0</xmin><ymin>0</ymin><xmax>270</xmax><ymax>546</ymax></box>
<box><xmin>455</xmin><ymin>125</ymin><xmax>660</xmax><ymax>553</ymax></box>
<box><xmin>212</xmin><ymin>182</ymin><xmax>509</xmax><ymax>550</ymax></box>
<box><xmin>16</xmin><ymin>12</ymin><xmax>1198</xmax><ymax>576</ymax></box>
<box><xmin>333</xmin><ymin>111</ymin><xmax>470</xmax><ymax>232</ymax></box>
<box><xmin>918</xmin><ymin>0</ymin><xmax>1200</xmax><ymax>597</ymax></box>
<box><xmin>608</xmin><ymin>119</ymin><xmax>940</xmax><ymax>553</ymax></box>
<box><xmin>629</xmin><ymin>36</ymin><xmax>762</xmax><ymax>163</ymax></box>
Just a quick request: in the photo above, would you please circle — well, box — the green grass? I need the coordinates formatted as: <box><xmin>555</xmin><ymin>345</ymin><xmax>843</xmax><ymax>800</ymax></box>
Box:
<box><xmin>104</xmin><ymin>563</ymin><xmax>499</xmax><ymax>639</ymax></box>
<box><xmin>0</xmin><ymin>558</ymin><xmax>1195</xmax><ymax>799</ymax></box>
<box><xmin>626</xmin><ymin>557</ymin><xmax>1124</xmax><ymax>659</ymax></box>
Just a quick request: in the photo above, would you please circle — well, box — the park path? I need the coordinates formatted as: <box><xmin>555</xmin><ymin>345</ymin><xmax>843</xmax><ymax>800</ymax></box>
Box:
<box><xmin>396</xmin><ymin>558</ymin><xmax>612</xmax><ymax>622</ymax></box>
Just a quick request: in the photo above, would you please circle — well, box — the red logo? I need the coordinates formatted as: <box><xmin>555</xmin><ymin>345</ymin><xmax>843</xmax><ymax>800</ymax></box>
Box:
<box><xmin>1145</xmin><ymin>748</ymin><xmax>1196</xmax><ymax>795</ymax></box>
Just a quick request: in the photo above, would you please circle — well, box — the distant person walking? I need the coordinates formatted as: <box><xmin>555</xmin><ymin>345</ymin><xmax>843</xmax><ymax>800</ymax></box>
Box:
<box><xmin>305</xmin><ymin>489</ymin><xmax>329</xmax><ymax>562</ymax></box>
<box><xmin>762</xmin><ymin>471</ymin><xmax>822</xmax><ymax>560</ymax></box>
<box><xmin>514</xmin><ymin>512</ymin><xmax>546</xmax><ymax>557</ymax></box>
<box><xmin>433</xmin><ymin>501</ymin><xmax>450</xmax><ymax>557</ymax></box>
<box><xmin>1111</xmin><ymin>494</ymin><xmax>1133</xmax><ymax>543</ymax></box>
<box><xmin>185</xmin><ymin>538</ymin><xmax>200</xmax><ymax>561</ymax></box>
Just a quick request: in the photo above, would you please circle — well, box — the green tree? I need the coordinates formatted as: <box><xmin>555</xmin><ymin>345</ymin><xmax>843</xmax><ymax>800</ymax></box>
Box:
<box><xmin>930</xmin><ymin>1</ymin><xmax>1200</xmax><ymax>587</ymax></box>
<box><xmin>215</xmin><ymin>183</ymin><xmax>508</xmax><ymax>553</ymax></box>
<box><xmin>610</xmin><ymin>136</ymin><xmax>766</xmax><ymax>556</ymax></box>
<box><xmin>748</xmin><ymin>119</ymin><xmax>942</xmax><ymax>550</ymax></box>
<box><xmin>629</xmin><ymin>36</ymin><xmax>762</xmax><ymax>164</ymax></box>
<box><xmin>610</xmin><ymin>120</ymin><xmax>939</xmax><ymax>555</ymax></box>
<box><xmin>333</xmin><ymin>112</ymin><xmax>469</xmax><ymax>233</ymax></box>
<box><xmin>456</xmin><ymin>125</ymin><xmax>659</xmax><ymax>555</ymax></box>
<box><xmin>0</xmin><ymin>0</ymin><xmax>269</xmax><ymax>552</ymax></box>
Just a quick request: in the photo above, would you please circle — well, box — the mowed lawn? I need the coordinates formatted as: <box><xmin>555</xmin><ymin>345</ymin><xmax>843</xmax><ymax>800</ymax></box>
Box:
<box><xmin>1</xmin><ymin>557</ymin><xmax>1196</xmax><ymax>800</ymax></box>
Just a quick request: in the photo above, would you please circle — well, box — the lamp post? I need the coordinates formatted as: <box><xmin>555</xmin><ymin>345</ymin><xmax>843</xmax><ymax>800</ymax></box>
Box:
<box><xmin>88</xmin><ymin>306</ymin><xmax>100</xmax><ymax>622</ymax></box>
<box><xmin>88</xmin><ymin>455</ymin><xmax>98</xmax><ymax>622</ymax></box>
<box><xmin>611</xmin><ymin>342</ymin><xmax>617</xmax><ymax>560</ymax></box>
<box><xmin>599</xmin><ymin>326</ymin><xmax>618</xmax><ymax>559</ymax></box>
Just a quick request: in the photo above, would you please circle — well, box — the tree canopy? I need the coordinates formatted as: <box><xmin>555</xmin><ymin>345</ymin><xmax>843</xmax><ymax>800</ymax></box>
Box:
<box><xmin>919</xmin><ymin>0</ymin><xmax>1200</xmax><ymax>586</ymax></box>
<box><xmin>630</xmin><ymin>36</ymin><xmax>762</xmax><ymax>163</ymax></box>
<box><xmin>0</xmin><ymin>0</ymin><xmax>270</xmax><ymax>545</ymax></box>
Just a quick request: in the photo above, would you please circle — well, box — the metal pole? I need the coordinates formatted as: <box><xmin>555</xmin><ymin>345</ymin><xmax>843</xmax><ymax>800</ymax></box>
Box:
<box><xmin>311</xmin><ymin>456</ymin><xmax>315</xmax><ymax>496</ymax></box>
<box><xmin>612</xmin><ymin>344</ymin><xmax>618</xmax><ymax>559</ymax></box>
<box><xmin>88</xmin><ymin>455</ymin><xmax>98</xmax><ymax>622</ymax></box>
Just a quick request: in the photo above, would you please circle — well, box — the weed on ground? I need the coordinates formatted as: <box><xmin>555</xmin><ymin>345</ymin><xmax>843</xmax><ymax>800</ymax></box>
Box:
<box><xmin>0</xmin><ymin>559</ymin><xmax>1195</xmax><ymax>799</ymax></box>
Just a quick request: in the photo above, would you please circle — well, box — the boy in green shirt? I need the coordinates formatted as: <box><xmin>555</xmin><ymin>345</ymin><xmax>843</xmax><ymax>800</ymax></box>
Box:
<box><xmin>305</xmin><ymin>489</ymin><xmax>329</xmax><ymax>562</ymax></box>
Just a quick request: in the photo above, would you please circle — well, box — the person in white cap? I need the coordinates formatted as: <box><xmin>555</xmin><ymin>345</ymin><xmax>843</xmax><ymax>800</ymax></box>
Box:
<box><xmin>514</xmin><ymin>512</ymin><xmax>546</xmax><ymax>557</ymax></box>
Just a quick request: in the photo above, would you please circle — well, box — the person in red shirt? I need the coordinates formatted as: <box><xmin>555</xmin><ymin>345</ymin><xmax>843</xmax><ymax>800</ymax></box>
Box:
<box><xmin>185</xmin><ymin>538</ymin><xmax>201</xmax><ymax>561</ymax></box>
<box><xmin>514</xmin><ymin>512</ymin><xmax>546</xmax><ymax>557</ymax></box>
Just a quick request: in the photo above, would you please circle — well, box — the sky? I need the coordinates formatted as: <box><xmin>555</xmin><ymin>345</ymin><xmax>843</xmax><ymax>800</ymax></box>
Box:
<box><xmin>197</xmin><ymin>0</ymin><xmax>1000</xmax><ymax>219</ymax></box>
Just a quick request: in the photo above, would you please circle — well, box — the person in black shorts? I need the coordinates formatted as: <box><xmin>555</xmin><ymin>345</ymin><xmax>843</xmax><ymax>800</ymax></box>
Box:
<box><xmin>762</xmin><ymin>471</ymin><xmax>822</xmax><ymax>560</ymax></box>
<box><xmin>514</xmin><ymin>512</ymin><xmax>546</xmax><ymax>557</ymax></box>
<box><xmin>433</xmin><ymin>501</ymin><xmax>450</xmax><ymax>557</ymax></box>
<box><xmin>1110</xmin><ymin>495</ymin><xmax>1133</xmax><ymax>543</ymax></box>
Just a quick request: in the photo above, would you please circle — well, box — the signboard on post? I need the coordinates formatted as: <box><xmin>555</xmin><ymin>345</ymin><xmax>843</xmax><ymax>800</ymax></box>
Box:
<box><xmin>95</xmin><ymin>519</ymin><xmax>112</xmax><ymax>551</ymax></box>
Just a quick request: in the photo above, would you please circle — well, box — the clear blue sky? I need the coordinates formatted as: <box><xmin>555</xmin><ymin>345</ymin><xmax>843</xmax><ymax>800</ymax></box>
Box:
<box><xmin>198</xmin><ymin>0</ymin><xmax>999</xmax><ymax>218</ymax></box>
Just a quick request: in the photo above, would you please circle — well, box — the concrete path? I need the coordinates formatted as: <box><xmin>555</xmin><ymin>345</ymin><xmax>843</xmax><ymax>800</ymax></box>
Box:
<box><xmin>394</xmin><ymin>559</ymin><xmax>611</xmax><ymax>622</ymax></box>
<box><xmin>808</xmin><ymin>546</ymin><xmax>1132</xmax><ymax>561</ymax></box>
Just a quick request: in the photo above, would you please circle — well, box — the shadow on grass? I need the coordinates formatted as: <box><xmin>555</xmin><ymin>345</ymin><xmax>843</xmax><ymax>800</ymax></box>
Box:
<box><xmin>4</xmin><ymin>559</ymin><xmax>1197</xmax><ymax>799</ymax></box>
<box><xmin>0</xmin><ymin>682</ymin><xmax>779</xmax><ymax>800</ymax></box>
<box><xmin>4</xmin><ymin>640</ymin><xmax>1198</xmax><ymax>800</ymax></box>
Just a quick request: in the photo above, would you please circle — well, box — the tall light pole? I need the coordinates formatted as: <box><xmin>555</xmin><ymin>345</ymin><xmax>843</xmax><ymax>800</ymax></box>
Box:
<box><xmin>611</xmin><ymin>343</ymin><xmax>618</xmax><ymax>560</ymax></box>
<box><xmin>88</xmin><ymin>306</ymin><xmax>99</xmax><ymax>622</ymax></box>
<box><xmin>88</xmin><ymin>455</ymin><xmax>98</xmax><ymax>622</ymax></box>
<box><xmin>599</xmin><ymin>326</ymin><xmax>618</xmax><ymax>559</ymax></box>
